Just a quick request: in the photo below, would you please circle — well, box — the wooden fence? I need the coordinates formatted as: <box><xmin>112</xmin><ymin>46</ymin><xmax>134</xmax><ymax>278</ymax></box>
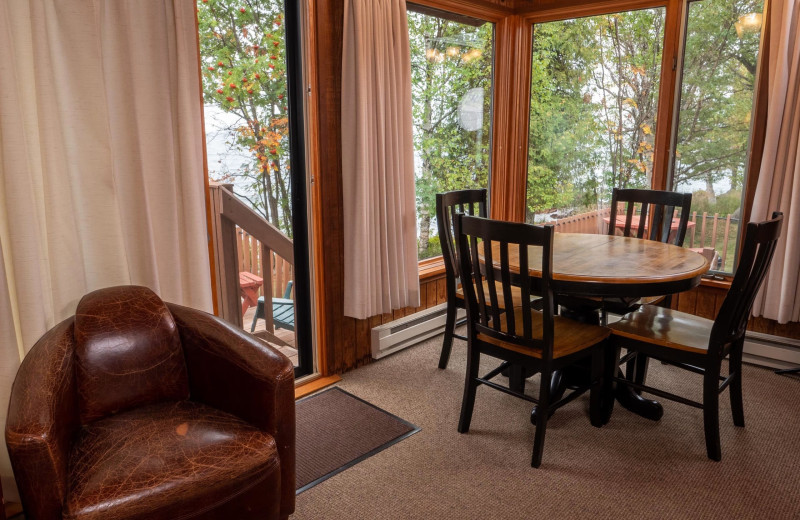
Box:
<box><xmin>686</xmin><ymin>211</ymin><xmax>738</xmax><ymax>271</ymax></box>
<box><xmin>547</xmin><ymin>206</ymin><xmax>738</xmax><ymax>271</ymax></box>
<box><xmin>546</xmin><ymin>206</ymin><xmax>613</xmax><ymax>234</ymax></box>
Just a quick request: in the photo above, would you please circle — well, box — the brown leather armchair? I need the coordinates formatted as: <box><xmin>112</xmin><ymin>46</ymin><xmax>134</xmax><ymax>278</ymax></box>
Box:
<box><xmin>5</xmin><ymin>286</ymin><xmax>295</xmax><ymax>520</ymax></box>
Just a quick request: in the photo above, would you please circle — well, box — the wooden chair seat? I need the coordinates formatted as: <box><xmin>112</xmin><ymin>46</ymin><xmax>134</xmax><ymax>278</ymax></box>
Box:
<box><xmin>609</xmin><ymin>305</ymin><xmax>713</xmax><ymax>354</ymax></box>
<box><xmin>455</xmin><ymin>280</ymin><xmax>526</xmax><ymax>308</ymax></box>
<box><xmin>478</xmin><ymin>307</ymin><xmax>610</xmax><ymax>359</ymax></box>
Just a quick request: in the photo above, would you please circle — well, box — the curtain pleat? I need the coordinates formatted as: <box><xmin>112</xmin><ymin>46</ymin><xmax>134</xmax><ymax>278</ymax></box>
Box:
<box><xmin>751</xmin><ymin>0</ymin><xmax>800</xmax><ymax>323</ymax></box>
<box><xmin>0</xmin><ymin>0</ymin><xmax>212</xmax><ymax>497</ymax></box>
<box><xmin>342</xmin><ymin>0</ymin><xmax>420</xmax><ymax>319</ymax></box>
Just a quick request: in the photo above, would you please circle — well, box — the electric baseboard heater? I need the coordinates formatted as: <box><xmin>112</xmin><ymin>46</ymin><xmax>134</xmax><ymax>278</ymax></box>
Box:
<box><xmin>371</xmin><ymin>303</ymin><xmax>466</xmax><ymax>360</ymax></box>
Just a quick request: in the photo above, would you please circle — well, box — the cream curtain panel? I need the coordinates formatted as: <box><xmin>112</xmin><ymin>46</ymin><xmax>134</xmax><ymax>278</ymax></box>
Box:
<box><xmin>0</xmin><ymin>0</ymin><xmax>212</xmax><ymax>496</ymax></box>
<box><xmin>341</xmin><ymin>0</ymin><xmax>420</xmax><ymax>319</ymax></box>
<box><xmin>750</xmin><ymin>0</ymin><xmax>800</xmax><ymax>323</ymax></box>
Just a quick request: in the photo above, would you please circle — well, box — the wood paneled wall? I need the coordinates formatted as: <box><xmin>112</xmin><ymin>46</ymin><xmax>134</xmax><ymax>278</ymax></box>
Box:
<box><xmin>673</xmin><ymin>283</ymin><xmax>800</xmax><ymax>340</ymax></box>
<box><xmin>307</xmin><ymin>0</ymin><xmax>795</xmax><ymax>377</ymax></box>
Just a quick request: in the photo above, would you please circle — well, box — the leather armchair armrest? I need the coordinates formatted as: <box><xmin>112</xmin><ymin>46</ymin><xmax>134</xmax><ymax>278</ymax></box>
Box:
<box><xmin>5</xmin><ymin>318</ymin><xmax>80</xmax><ymax>520</ymax></box>
<box><xmin>166</xmin><ymin>303</ymin><xmax>295</xmax><ymax>517</ymax></box>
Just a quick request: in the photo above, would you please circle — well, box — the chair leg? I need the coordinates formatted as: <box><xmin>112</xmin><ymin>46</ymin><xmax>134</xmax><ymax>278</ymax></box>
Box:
<box><xmin>531</xmin><ymin>370</ymin><xmax>552</xmax><ymax>468</ymax></box>
<box><xmin>250</xmin><ymin>300</ymin><xmax>264</xmax><ymax>332</ymax></box>
<box><xmin>703</xmin><ymin>363</ymin><xmax>722</xmax><ymax>461</ymax></box>
<box><xmin>729</xmin><ymin>339</ymin><xmax>745</xmax><ymax>428</ymax></box>
<box><xmin>458</xmin><ymin>343</ymin><xmax>480</xmax><ymax>434</ymax></box>
<box><xmin>590</xmin><ymin>345</ymin><xmax>605</xmax><ymax>428</ymax></box>
<box><xmin>439</xmin><ymin>300</ymin><xmax>457</xmax><ymax>369</ymax></box>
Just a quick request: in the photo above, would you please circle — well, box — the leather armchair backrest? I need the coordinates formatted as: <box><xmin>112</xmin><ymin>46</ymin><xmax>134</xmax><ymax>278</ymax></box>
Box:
<box><xmin>74</xmin><ymin>285</ymin><xmax>190</xmax><ymax>423</ymax></box>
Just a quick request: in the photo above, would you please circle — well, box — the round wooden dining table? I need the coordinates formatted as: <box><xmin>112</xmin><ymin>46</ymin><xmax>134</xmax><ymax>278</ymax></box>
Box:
<box><xmin>493</xmin><ymin>232</ymin><xmax>710</xmax><ymax>298</ymax></box>
<box><xmin>488</xmin><ymin>232</ymin><xmax>711</xmax><ymax>421</ymax></box>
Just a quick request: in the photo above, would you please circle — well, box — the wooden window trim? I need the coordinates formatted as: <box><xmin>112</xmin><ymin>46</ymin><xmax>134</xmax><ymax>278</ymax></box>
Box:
<box><xmin>419</xmin><ymin>256</ymin><xmax>447</xmax><ymax>281</ymax></box>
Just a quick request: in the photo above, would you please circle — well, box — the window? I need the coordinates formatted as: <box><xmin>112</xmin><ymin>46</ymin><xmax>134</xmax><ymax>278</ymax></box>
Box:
<box><xmin>526</xmin><ymin>0</ymin><xmax>765</xmax><ymax>274</ymax></box>
<box><xmin>407</xmin><ymin>6</ymin><xmax>495</xmax><ymax>260</ymax></box>
<box><xmin>526</xmin><ymin>8</ymin><xmax>667</xmax><ymax>228</ymax></box>
<box><xmin>669</xmin><ymin>0</ymin><xmax>764</xmax><ymax>272</ymax></box>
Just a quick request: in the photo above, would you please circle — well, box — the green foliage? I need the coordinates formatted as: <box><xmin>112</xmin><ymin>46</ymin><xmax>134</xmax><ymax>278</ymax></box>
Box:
<box><xmin>527</xmin><ymin>9</ymin><xmax>665</xmax><ymax>219</ymax></box>
<box><xmin>673</xmin><ymin>0</ymin><xmax>763</xmax><ymax>198</ymax></box>
<box><xmin>525</xmin><ymin>0</ymin><xmax>761</xmax><ymax>227</ymax></box>
<box><xmin>691</xmin><ymin>189</ymin><xmax>743</xmax><ymax>216</ymax></box>
<box><xmin>197</xmin><ymin>0</ymin><xmax>292</xmax><ymax>235</ymax></box>
<box><xmin>419</xmin><ymin>235</ymin><xmax>443</xmax><ymax>260</ymax></box>
<box><xmin>408</xmin><ymin>12</ymin><xmax>493</xmax><ymax>259</ymax></box>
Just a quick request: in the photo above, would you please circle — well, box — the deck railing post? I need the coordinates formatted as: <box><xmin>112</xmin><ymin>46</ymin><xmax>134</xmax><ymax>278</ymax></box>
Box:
<box><xmin>220</xmin><ymin>213</ymin><xmax>243</xmax><ymax>328</ymax></box>
<box><xmin>261</xmin><ymin>245</ymin><xmax>275</xmax><ymax>332</ymax></box>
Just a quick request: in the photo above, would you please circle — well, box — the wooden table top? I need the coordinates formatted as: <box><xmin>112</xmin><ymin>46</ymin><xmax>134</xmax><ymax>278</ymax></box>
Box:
<box><xmin>489</xmin><ymin>233</ymin><xmax>710</xmax><ymax>298</ymax></box>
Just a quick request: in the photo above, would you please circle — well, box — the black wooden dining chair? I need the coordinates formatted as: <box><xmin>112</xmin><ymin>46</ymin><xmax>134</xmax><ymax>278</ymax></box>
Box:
<box><xmin>455</xmin><ymin>214</ymin><xmax>610</xmax><ymax>468</ymax></box>
<box><xmin>604</xmin><ymin>188</ymin><xmax>693</xmax><ymax>311</ymax></box>
<box><xmin>607</xmin><ymin>212</ymin><xmax>783</xmax><ymax>461</ymax></box>
<box><xmin>608</xmin><ymin>188</ymin><xmax>693</xmax><ymax>246</ymax></box>
<box><xmin>436</xmin><ymin>189</ymin><xmax>487</xmax><ymax>369</ymax></box>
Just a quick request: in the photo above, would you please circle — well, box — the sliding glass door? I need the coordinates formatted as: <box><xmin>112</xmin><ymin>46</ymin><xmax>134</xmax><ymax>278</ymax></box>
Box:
<box><xmin>198</xmin><ymin>0</ymin><xmax>313</xmax><ymax>377</ymax></box>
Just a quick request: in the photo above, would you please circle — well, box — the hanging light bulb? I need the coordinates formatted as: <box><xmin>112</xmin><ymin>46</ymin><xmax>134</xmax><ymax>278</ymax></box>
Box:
<box><xmin>735</xmin><ymin>13</ymin><xmax>762</xmax><ymax>38</ymax></box>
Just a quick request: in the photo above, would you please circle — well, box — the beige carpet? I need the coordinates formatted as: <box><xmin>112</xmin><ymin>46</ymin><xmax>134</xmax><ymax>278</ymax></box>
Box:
<box><xmin>294</xmin><ymin>329</ymin><xmax>800</xmax><ymax>519</ymax></box>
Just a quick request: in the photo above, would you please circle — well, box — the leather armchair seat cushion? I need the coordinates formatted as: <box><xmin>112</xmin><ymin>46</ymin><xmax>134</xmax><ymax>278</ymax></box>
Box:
<box><xmin>64</xmin><ymin>400</ymin><xmax>281</xmax><ymax>520</ymax></box>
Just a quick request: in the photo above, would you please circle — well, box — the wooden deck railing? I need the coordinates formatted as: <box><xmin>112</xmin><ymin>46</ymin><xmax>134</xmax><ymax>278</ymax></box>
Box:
<box><xmin>546</xmin><ymin>206</ymin><xmax>614</xmax><ymax>234</ymax></box>
<box><xmin>686</xmin><ymin>211</ymin><xmax>739</xmax><ymax>271</ymax></box>
<box><xmin>545</xmin><ymin>206</ymin><xmax>738</xmax><ymax>272</ymax></box>
<box><xmin>236</xmin><ymin>227</ymin><xmax>295</xmax><ymax>300</ymax></box>
<box><xmin>209</xmin><ymin>183</ymin><xmax>294</xmax><ymax>332</ymax></box>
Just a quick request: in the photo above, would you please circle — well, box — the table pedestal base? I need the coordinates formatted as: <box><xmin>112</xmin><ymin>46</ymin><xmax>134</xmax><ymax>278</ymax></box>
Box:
<box><xmin>529</xmin><ymin>305</ymin><xmax>664</xmax><ymax>423</ymax></box>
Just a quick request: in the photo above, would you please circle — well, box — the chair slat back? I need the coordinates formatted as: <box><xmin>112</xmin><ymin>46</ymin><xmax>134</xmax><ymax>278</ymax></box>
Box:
<box><xmin>609</xmin><ymin>189</ymin><xmax>693</xmax><ymax>246</ymax></box>
<box><xmin>436</xmin><ymin>190</ymin><xmax>488</xmax><ymax>293</ymax></box>
<box><xmin>455</xmin><ymin>214</ymin><xmax>555</xmax><ymax>360</ymax></box>
<box><xmin>710</xmin><ymin>212</ymin><xmax>783</xmax><ymax>356</ymax></box>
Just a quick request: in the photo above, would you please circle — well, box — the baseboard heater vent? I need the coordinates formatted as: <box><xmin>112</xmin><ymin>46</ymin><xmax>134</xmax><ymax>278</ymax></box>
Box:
<box><xmin>743</xmin><ymin>331</ymin><xmax>800</xmax><ymax>370</ymax></box>
<box><xmin>371</xmin><ymin>303</ymin><xmax>465</xmax><ymax>360</ymax></box>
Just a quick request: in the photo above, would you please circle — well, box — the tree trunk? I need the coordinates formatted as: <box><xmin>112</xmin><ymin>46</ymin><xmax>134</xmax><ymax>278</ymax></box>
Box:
<box><xmin>705</xmin><ymin>174</ymin><xmax>716</xmax><ymax>204</ymax></box>
<box><xmin>418</xmin><ymin>209</ymin><xmax>431</xmax><ymax>257</ymax></box>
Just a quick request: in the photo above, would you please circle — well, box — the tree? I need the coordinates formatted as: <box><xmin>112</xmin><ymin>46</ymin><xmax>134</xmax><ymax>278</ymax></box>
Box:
<box><xmin>527</xmin><ymin>9</ymin><xmax>665</xmax><ymax>221</ymax></box>
<box><xmin>672</xmin><ymin>0</ymin><xmax>763</xmax><ymax>201</ymax></box>
<box><xmin>526</xmin><ymin>0</ymin><xmax>761</xmax><ymax>221</ymax></box>
<box><xmin>197</xmin><ymin>0</ymin><xmax>293</xmax><ymax>236</ymax></box>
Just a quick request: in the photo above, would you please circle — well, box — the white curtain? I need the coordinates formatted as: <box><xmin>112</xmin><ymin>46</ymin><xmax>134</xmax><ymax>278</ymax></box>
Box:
<box><xmin>341</xmin><ymin>0</ymin><xmax>420</xmax><ymax>319</ymax></box>
<box><xmin>0</xmin><ymin>0</ymin><xmax>212</xmax><ymax>497</ymax></box>
<box><xmin>751</xmin><ymin>0</ymin><xmax>800</xmax><ymax>323</ymax></box>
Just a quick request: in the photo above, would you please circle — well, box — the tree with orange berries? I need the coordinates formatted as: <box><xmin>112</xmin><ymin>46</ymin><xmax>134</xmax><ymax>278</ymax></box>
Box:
<box><xmin>198</xmin><ymin>0</ymin><xmax>292</xmax><ymax>235</ymax></box>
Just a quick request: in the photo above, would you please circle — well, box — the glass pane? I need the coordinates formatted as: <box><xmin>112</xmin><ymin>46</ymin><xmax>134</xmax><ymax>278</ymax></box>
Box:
<box><xmin>670</xmin><ymin>0</ymin><xmax>764</xmax><ymax>273</ymax></box>
<box><xmin>198</xmin><ymin>0</ymin><xmax>301</xmax><ymax>369</ymax></box>
<box><xmin>407</xmin><ymin>10</ymin><xmax>494</xmax><ymax>260</ymax></box>
<box><xmin>527</xmin><ymin>9</ymin><xmax>666</xmax><ymax>233</ymax></box>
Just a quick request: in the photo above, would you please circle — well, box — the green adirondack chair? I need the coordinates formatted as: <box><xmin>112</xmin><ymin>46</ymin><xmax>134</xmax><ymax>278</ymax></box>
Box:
<box><xmin>250</xmin><ymin>280</ymin><xmax>294</xmax><ymax>332</ymax></box>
